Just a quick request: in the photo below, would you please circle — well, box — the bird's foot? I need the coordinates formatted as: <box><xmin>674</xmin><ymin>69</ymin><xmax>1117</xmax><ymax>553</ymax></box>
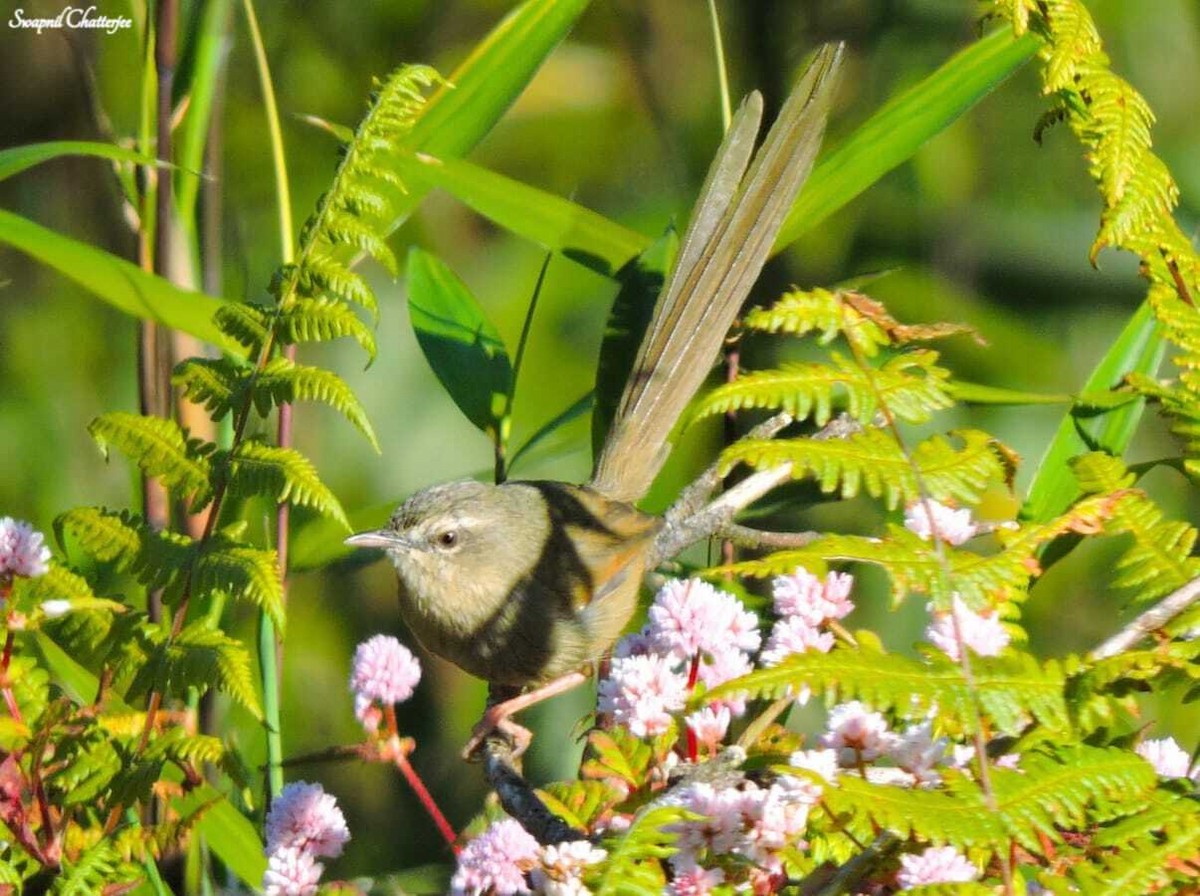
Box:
<box><xmin>462</xmin><ymin>708</ymin><xmax>532</xmax><ymax>762</ymax></box>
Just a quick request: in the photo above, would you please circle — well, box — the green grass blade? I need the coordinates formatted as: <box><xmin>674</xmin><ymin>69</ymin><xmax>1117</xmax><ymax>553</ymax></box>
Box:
<box><xmin>174</xmin><ymin>0</ymin><xmax>234</xmax><ymax>221</ymax></box>
<box><xmin>0</xmin><ymin>141</ymin><xmax>159</xmax><ymax>182</ymax></box>
<box><xmin>382</xmin><ymin>0</ymin><xmax>591</xmax><ymax>235</ymax></box>
<box><xmin>1022</xmin><ymin>300</ymin><xmax>1165</xmax><ymax>522</ymax></box>
<box><xmin>395</xmin><ymin>152</ymin><xmax>649</xmax><ymax>277</ymax></box>
<box><xmin>949</xmin><ymin>382</ymin><xmax>1072</xmax><ymax>405</ymax></box>
<box><xmin>0</xmin><ymin>209</ymin><xmax>232</xmax><ymax>348</ymax></box>
<box><xmin>773</xmin><ymin>28</ymin><xmax>1039</xmax><ymax>251</ymax></box>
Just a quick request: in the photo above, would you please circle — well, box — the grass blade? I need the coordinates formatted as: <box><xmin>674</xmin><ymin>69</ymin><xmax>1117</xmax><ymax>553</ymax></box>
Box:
<box><xmin>0</xmin><ymin>209</ymin><xmax>231</xmax><ymax>347</ymax></box>
<box><xmin>0</xmin><ymin>141</ymin><xmax>159</xmax><ymax>182</ymax></box>
<box><xmin>773</xmin><ymin>28</ymin><xmax>1039</xmax><ymax>251</ymax></box>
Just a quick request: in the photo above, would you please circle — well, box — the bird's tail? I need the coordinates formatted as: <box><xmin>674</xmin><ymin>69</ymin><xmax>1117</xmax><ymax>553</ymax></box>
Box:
<box><xmin>590</xmin><ymin>43</ymin><xmax>844</xmax><ymax>504</ymax></box>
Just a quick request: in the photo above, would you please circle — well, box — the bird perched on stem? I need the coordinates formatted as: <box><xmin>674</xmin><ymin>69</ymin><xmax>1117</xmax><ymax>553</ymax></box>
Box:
<box><xmin>346</xmin><ymin>43</ymin><xmax>844</xmax><ymax>758</ymax></box>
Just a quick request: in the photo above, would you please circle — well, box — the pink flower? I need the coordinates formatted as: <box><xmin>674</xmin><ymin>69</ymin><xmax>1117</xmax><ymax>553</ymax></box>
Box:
<box><xmin>889</xmin><ymin>723</ymin><xmax>948</xmax><ymax>785</ymax></box>
<box><xmin>821</xmin><ymin>701</ymin><xmax>897</xmax><ymax>764</ymax></box>
<box><xmin>262</xmin><ymin>846</ymin><xmax>324</xmax><ymax>896</ymax></box>
<box><xmin>743</xmin><ymin>781</ymin><xmax>813</xmax><ymax>860</ymax></box>
<box><xmin>896</xmin><ymin>845</ymin><xmax>979</xmax><ymax>888</ymax></box>
<box><xmin>531</xmin><ymin>841</ymin><xmax>606</xmax><ymax>895</ymax></box>
<box><xmin>1136</xmin><ymin>737</ymin><xmax>1194</xmax><ymax>779</ymax></box>
<box><xmin>647</xmin><ymin>579</ymin><xmax>761</xmax><ymax>661</ymax></box>
<box><xmin>264</xmin><ymin>781</ymin><xmax>350</xmax><ymax>859</ymax></box>
<box><xmin>451</xmin><ymin>818</ymin><xmax>540</xmax><ymax>895</ymax></box>
<box><xmin>759</xmin><ymin>616</ymin><xmax>834</xmax><ymax>667</ymax></box>
<box><xmin>668</xmin><ymin>782</ymin><xmax>757</xmax><ymax>857</ymax></box>
<box><xmin>926</xmin><ymin>596</ymin><xmax>1010</xmax><ymax>661</ymax></box>
<box><xmin>350</xmin><ymin>635</ymin><xmax>421</xmax><ymax>707</ymax></box>
<box><xmin>695</xmin><ymin>645</ymin><xmax>753</xmax><ymax>716</ymax></box>
<box><xmin>598</xmin><ymin>654</ymin><xmax>688</xmax><ymax>737</ymax></box>
<box><xmin>668</xmin><ymin>857</ymin><xmax>725</xmax><ymax>895</ymax></box>
<box><xmin>788</xmin><ymin>748</ymin><xmax>839</xmax><ymax>784</ymax></box>
<box><xmin>685</xmin><ymin>706</ymin><xmax>731</xmax><ymax>754</ymax></box>
<box><xmin>0</xmin><ymin>517</ymin><xmax>50</xmax><ymax>579</ymax></box>
<box><xmin>771</xmin><ymin>568</ymin><xmax>854</xmax><ymax>625</ymax></box>
<box><xmin>903</xmin><ymin>500</ymin><xmax>978</xmax><ymax>546</ymax></box>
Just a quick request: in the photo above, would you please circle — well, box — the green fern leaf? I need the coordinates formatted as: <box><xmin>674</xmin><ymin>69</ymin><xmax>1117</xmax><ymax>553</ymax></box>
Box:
<box><xmin>172</xmin><ymin>357</ymin><xmax>251</xmax><ymax>420</ymax></box>
<box><xmin>221</xmin><ymin>439</ymin><xmax>349</xmax><ymax>529</ymax></box>
<box><xmin>255</xmin><ymin>357</ymin><xmax>379</xmax><ymax>450</ymax></box>
<box><xmin>89</xmin><ymin>412</ymin><xmax>214</xmax><ymax>509</ymax></box>
<box><xmin>212</xmin><ymin>301</ymin><xmax>271</xmax><ymax>356</ymax></box>
<box><xmin>296</xmin><ymin>253</ymin><xmax>377</xmax><ymax>318</ymax></box>
<box><xmin>56</xmin><ymin>505</ymin><xmax>143</xmax><ymax>563</ymax></box>
<box><xmin>275</xmin><ymin>297</ymin><xmax>376</xmax><ymax>359</ymax></box>
<box><xmin>52</xmin><ymin>841</ymin><xmax>135</xmax><ymax>896</ymax></box>
<box><xmin>594</xmin><ymin>805</ymin><xmax>691</xmax><ymax>896</ymax></box>
<box><xmin>134</xmin><ymin>622</ymin><xmax>262</xmax><ymax>719</ymax></box>
<box><xmin>742</xmin><ymin>287</ymin><xmax>891</xmax><ymax>356</ymax></box>
<box><xmin>825</xmin><ymin>772</ymin><xmax>998</xmax><ymax>848</ymax></box>
<box><xmin>704</xmin><ymin>647</ymin><xmax>1068</xmax><ymax>737</ymax></box>
<box><xmin>694</xmin><ymin>350</ymin><xmax>952</xmax><ymax>427</ymax></box>
<box><xmin>1039</xmin><ymin>0</ymin><xmax>1102</xmax><ymax>92</ymax></box>
<box><xmin>987</xmin><ymin>745</ymin><xmax>1157</xmax><ymax>853</ymax></box>
<box><xmin>720</xmin><ymin>428</ymin><xmax>1007</xmax><ymax>509</ymax></box>
<box><xmin>192</xmin><ymin>537</ymin><xmax>284</xmax><ymax>630</ymax></box>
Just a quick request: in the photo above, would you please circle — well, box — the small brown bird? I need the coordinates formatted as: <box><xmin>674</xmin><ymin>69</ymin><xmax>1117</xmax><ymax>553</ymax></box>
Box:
<box><xmin>346</xmin><ymin>44</ymin><xmax>844</xmax><ymax>756</ymax></box>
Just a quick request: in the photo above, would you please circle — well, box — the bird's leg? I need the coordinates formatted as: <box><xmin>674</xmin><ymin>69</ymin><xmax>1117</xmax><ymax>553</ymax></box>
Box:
<box><xmin>463</xmin><ymin>672</ymin><xmax>590</xmax><ymax>761</ymax></box>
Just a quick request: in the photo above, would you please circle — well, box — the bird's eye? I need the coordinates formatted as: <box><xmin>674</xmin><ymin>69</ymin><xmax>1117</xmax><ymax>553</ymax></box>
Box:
<box><xmin>435</xmin><ymin>530</ymin><xmax>458</xmax><ymax>549</ymax></box>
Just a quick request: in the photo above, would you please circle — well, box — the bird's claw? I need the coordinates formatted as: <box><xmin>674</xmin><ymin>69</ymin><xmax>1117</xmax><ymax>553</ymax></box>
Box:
<box><xmin>462</xmin><ymin>707</ymin><xmax>532</xmax><ymax>762</ymax></box>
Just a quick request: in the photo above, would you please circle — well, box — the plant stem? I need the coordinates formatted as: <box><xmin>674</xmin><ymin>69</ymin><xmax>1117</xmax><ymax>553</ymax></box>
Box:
<box><xmin>706</xmin><ymin>0</ymin><xmax>732</xmax><ymax>132</ymax></box>
<box><xmin>242</xmin><ymin>0</ymin><xmax>294</xmax><ymax>804</ymax></box>
<box><xmin>384</xmin><ymin>705</ymin><xmax>458</xmax><ymax>852</ymax></box>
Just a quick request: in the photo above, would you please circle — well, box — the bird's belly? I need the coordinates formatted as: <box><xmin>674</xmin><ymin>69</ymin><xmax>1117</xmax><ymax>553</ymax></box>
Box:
<box><xmin>397</xmin><ymin>577</ymin><xmax>591</xmax><ymax>686</ymax></box>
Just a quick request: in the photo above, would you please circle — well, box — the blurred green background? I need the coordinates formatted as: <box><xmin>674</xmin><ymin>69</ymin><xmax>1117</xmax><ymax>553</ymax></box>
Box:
<box><xmin>1</xmin><ymin>0</ymin><xmax>1199</xmax><ymax>882</ymax></box>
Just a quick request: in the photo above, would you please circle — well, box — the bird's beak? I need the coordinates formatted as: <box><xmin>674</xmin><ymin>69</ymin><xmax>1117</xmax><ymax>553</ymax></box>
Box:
<box><xmin>344</xmin><ymin>529</ymin><xmax>410</xmax><ymax>550</ymax></box>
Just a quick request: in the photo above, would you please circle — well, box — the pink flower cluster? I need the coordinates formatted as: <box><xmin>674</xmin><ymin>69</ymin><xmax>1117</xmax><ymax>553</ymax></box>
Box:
<box><xmin>451</xmin><ymin>818</ymin><xmax>605</xmax><ymax>895</ymax></box>
<box><xmin>0</xmin><ymin>517</ymin><xmax>50</xmax><ymax>581</ymax></box>
<box><xmin>760</xmin><ymin>568</ymin><xmax>854</xmax><ymax>670</ymax></box>
<box><xmin>925</xmin><ymin>595</ymin><xmax>1010</xmax><ymax>662</ymax></box>
<box><xmin>349</xmin><ymin>634</ymin><xmax>421</xmax><ymax>732</ymax></box>
<box><xmin>1136</xmin><ymin>736</ymin><xmax>1197</xmax><ymax>780</ymax></box>
<box><xmin>665</xmin><ymin>770</ymin><xmax>825</xmax><ymax>878</ymax></box>
<box><xmin>601</xmin><ymin>579</ymin><xmax>762</xmax><ymax>734</ymax></box>
<box><xmin>903</xmin><ymin>499</ymin><xmax>978</xmax><ymax>546</ymax></box>
<box><xmin>896</xmin><ymin>845</ymin><xmax>979</xmax><ymax>888</ymax></box>
<box><xmin>262</xmin><ymin>781</ymin><xmax>350</xmax><ymax>896</ymax></box>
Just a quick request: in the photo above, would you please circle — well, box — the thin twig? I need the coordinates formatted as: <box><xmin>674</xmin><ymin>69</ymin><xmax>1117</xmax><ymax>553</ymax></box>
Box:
<box><xmin>1090</xmin><ymin>574</ymin><xmax>1200</xmax><ymax>660</ymax></box>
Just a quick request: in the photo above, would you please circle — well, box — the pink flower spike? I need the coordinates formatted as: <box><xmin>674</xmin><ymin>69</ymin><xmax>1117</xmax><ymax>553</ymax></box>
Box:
<box><xmin>926</xmin><ymin>596</ymin><xmax>1010</xmax><ymax>662</ymax></box>
<box><xmin>889</xmin><ymin>722</ymin><xmax>948</xmax><ymax>785</ymax></box>
<box><xmin>262</xmin><ymin>845</ymin><xmax>324</xmax><ymax>896</ymax></box>
<box><xmin>531</xmin><ymin>840</ymin><xmax>607</xmax><ymax>895</ymax></box>
<box><xmin>668</xmin><ymin>856</ymin><xmax>725</xmax><ymax>895</ymax></box>
<box><xmin>647</xmin><ymin>579</ymin><xmax>761</xmax><ymax>661</ymax></box>
<box><xmin>450</xmin><ymin>818</ymin><xmax>540</xmax><ymax>896</ymax></box>
<box><xmin>1136</xmin><ymin>737</ymin><xmax>1194</xmax><ymax>779</ymax></box>
<box><xmin>821</xmin><ymin>701</ymin><xmax>897</xmax><ymax>764</ymax></box>
<box><xmin>903</xmin><ymin>499</ymin><xmax>978</xmax><ymax>546</ymax></box>
<box><xmin>788</xmin><ymin>748</ymin><xmax>840</xmax><ymax>783</ymax></box>
<box><xmin>685</xmin><ymin>705</ymin><xmax>731</xmax><ymax>754</ymax></box>
<box><xmin>695</xmin><ymin>646</ymin><xmax>753</xmax><ymax>716</ymax></box>
<box><xmin>350</xmin><ymin>634</ymin><xmax>421</xmax><ymax>707</ymax></box>
<box><xmin>896</xmin><ymin>845</ymin><xmax>979</xmax><ymax>889</ymax></box>
<box><xmin>771</xmin><ymin>568</ymin><xmax>854</xmax><ymax>626</ymax></box>
<box><xmin>597</xmin><ymin>654</ymin><xmax>688</xmax><ymax>737</ymax></box>
<box><xmin>0</xmin><ymin>517</ymin><xmax>50</xmax><ymax>579</ymax></box>
<box><xmin>760</xmin><ymin>616</ymin><xmax>834</xmax><ymax>667</ymax></box>
<box><xmin>264</xmin><ymin>781</ymin><xmax>350</xmax><ymax>859</ymax></box>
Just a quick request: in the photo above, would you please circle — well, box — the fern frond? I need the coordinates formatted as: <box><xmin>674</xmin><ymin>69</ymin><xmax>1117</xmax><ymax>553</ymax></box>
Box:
<box><xmin>171</xmin><ymin>357</ymin><xmax>251</xmax><ymax>420</ymax></box>
<box><xmin>693</xmin><ymin>350</ymin><xmax>952</xmax><ymax>427</ymax></box>
<box><xmin>275</xmin><ymin>297</ymin><xmax>377</xmax><ymax>359</ymax></box>
<box><xmin>313</xmin><ymin>209</ymin><xmax>398</xmax><ymax>274</ymax></box>
<box><xmin>134</xmin><ymin>622</ymin><xmax>262</xmax><ymax>719</ymax></box>
<box><xmin>89</xmin><ymin>412</ymin><xmax>214</xmax><ymax>509</ymax></box>
<box><xmin>986</xmin><ymin>745</ymin><xmax>1157</xmax><ymax>853</ymax></box>
<box><xmin>720</xmin><ymin>428</ymin><xmax>1006</xmax><ymax>509</ymax></box>
<box><xmin>704</xmin><ymin>647</ymin><xmax>1068</xmax><ymax>738</ymax></box>
<box><xmin>221</xmin><ymin>440</ymin><xmax>349</xmax><ymax>529</ymax></box>
<box><xmin>824</xmin><ymin>772</ymin><xmax>996</xmax><ymax>848</ymax></box>
<box><xmin>295</xmin><ymin>254</ymin><xmax>376</xmax><ymax>317</ymax></box>
<box><xmin>53</xmin><ymin>841</ymin><xmax>135</xmax><ymax>896</ymax></box>
<box><xmin>191</xmin><ymin>537</ymin><xmax>284</xmax><ymax>630</ymax></box>
<box><xmin>742</xmin><ymin>287</ymin><xmax>891</xmax><ymax>356</ymax></box>
<box><xmin>212</xmin><ymin>301</ymin><xmax>271</xmax><ymax>357</ymax></box>
<box><xmin>1075</xmin><ymin>818</ymin><xmax>1200</xmax><ymax>895</ymax></box>
<box><xmin>594</xmin><ymin>805</ymin><xmax>690</xmax><ymax>896</ymax></box>
<box><xmin>255</xmin><ymin>358</ymin><xmax>379</xmax><ymax>450</ymax></box>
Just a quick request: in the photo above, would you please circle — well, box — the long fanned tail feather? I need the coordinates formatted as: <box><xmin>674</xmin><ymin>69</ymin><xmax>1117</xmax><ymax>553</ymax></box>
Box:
<box><xmin>590</xmin><ymin>43</ymin><xmax>844</xmax><ymax>502</ymax></box>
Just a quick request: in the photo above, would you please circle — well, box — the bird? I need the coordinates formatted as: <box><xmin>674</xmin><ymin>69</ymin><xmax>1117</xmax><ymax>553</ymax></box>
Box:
<box><xmin>345</xmin><ymin>43</ymin><xmax>844</xmax><ymax>758</ymax></box>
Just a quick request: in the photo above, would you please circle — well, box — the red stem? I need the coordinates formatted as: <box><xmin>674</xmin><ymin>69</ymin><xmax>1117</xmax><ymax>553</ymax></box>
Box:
<box><xmin>384</xmin><ymin>705</ymin><xmax>458</xmax><ymax>852</ymax></box>
<box><xmin>685</xmin><ymin>653</ymin><xmax>702</xmax><ymax>761</ymax></box>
